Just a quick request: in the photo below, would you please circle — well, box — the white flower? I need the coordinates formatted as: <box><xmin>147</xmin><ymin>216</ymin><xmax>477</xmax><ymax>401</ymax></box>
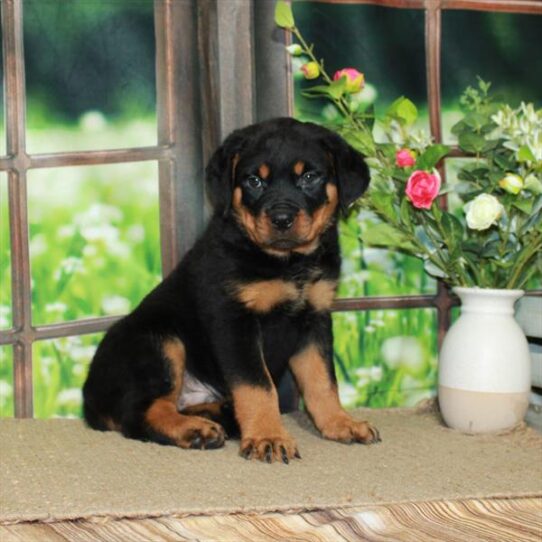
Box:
<box><xmin>0</xmin><ymin>380</ymin><xmax>13</xmax><ymax>404</ymax></box>
<box><xmin>381</xmin><ymin>336</ymin><xmax>424</xmax><ymax>371</ymax></box>
<box><xmin>76</xmin><ymin>204</ymin><xmax>123</xmax><ymax>228</ymax></box>
<box><xmin>127</xmin><ymin>224</ymin><xmax>145</xmax><ymax>243</ymax></box>
<box><xmin>69</xmin><ymin>345</ymin><xmax>97</xmax><ymax>364</ymax></box>
<box><xmin>57</xmin><ymin>388</ymin><xmax>82</xmax><ymax>406</ymax></box>
<box><xmin>355</xmin><ymin>366</ymin><xmax>383</xmax><ymax>384</ymax></box>
<box><xmin>79</xmin><ymin>111</ymin><xmax>107</xmax><ymax>132</ymax></box>
<box><xmin>101</xmin><ymin>295</ymin><xmax>131</xmax><ymax>315</ymax></box>
<box><xmin>464</xmin><ymin>194</ymin><xmax>504</xmax><ymax>231</ymax></box>
<box><xmin>0</xmin><ymin>306</ymin><xmax>11</xmax><ymax>328</ymax></box>
<box><xmin>29</xmin><ymin>234</ymin><xmax>48</xmax><ymax>257</ymax></box>
<box><xmin>45</xmin><ymin>302</ymin><xmax>67</xmax><ymax>314</ymax></box>
<box><xmin>338</xmin><ymin>383</ymin><xmax>358</xmax><ymax>408</ymax></box>
<box><xmin>54</xmin><ymin>257</ymin><xmax>84</xmax><ymax>280</ymax></box>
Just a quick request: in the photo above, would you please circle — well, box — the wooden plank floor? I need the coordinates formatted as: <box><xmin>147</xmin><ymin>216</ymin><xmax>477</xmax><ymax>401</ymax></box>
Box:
<box><xmin>2</xmin><ymin>497</ymin><xmax>541</xmax><ymax>542</ymax></box>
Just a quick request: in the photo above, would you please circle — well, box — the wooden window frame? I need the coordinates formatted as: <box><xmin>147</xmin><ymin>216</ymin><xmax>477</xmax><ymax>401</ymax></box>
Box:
<box><xmin>1</xmin><ymin>0</ymin><xmax>540</xmax><ymax>418</ymax></box>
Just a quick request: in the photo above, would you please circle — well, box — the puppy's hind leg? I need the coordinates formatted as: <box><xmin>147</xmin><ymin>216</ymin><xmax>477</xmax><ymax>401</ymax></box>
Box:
<box><xmin>133</xmin><ymin>338</ymin><xmax>226</xmax><ymax>450</ymax></box>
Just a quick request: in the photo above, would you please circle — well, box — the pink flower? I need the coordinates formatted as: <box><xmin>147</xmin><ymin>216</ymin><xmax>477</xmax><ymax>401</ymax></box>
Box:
<box><xmin>333</xmin><ymin>68</ymin><xmax>365</xmax><ymax>94</ymax></box>
<box><xmin>395</xmin><ymin>148</ymin><xmax>416</xmax><ymax>168</ymax></box>
<box><xmin>405</xmin><ymin>170</ymin><xmax>441</xmax><ymax>209</ymax></box>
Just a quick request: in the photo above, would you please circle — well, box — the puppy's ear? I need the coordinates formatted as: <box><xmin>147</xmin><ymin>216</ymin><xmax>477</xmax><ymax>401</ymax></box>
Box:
<box><xmin>205</xmin><ymin>129</ymin><xmax>248</xmax><ymax>216</ymax></box>
<box><xmin>321</xmin><ymin>131</ymin><xmax>370</xmax><ymax>215</ymax></box>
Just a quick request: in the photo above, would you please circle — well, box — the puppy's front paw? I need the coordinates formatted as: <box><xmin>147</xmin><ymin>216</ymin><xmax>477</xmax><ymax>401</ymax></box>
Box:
<box><xmin>178</xmin><ymin>417</ymin><xmax>226</xmax><ymax>450</ymax></box>
<box><xmin>240</xmin><ymin>433</ymin><xmax>300</xmax><ymax>464</ymax></box>
<box><xmin>321</xmin><ymin>414</ymin><xmax>381</xmax><ymax>445</ymax></box>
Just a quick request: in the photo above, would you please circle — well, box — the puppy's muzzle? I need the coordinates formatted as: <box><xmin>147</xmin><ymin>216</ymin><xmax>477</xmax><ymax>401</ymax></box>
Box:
<box><xmin>268</xmin><ymin>205</ymin><xmax>298</xmax><ymax>232</ymax></box>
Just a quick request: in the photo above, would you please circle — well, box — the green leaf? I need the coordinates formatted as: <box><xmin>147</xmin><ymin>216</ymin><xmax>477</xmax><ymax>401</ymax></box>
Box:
<box><xmin>370</xmin><ymin>191</ymin><xmax>396</xmax><ymax>222</ymax></box>
<box><xmin>361</xmin><ymin>222</ymin><xmax>417</xmax><ymax>252</ymax></box>
<box><xmin>423</xmin><ymin>260</ymin><xmax>448</xmax><ymax>279</ymax></box>
<box><xmin>458</xmin><ymin>132</ymin><xmax>487</xmax><ymax>153</ymax></box>
<box><xmin>301</xmin><ymin>85</ymin><xmax>331</xmax><ymax>98</ymax></box>
<box><xmin>328</xmin><ymin>76</ymin><xmax>347</xmax><ymax>99</ymax></box>
<box><xmin>513</xmin><ymin>198</ymin><xmax>534</xmax><ymax>215</ymax></box>
<box><xmin>386</xmin><ymin>96</ymin><xmax>418</xmax><ymax>126</ymax></box>
<box><xmin>274</xmin><ymin>0</ymin><xmax>294</xmax><ymax>29</ymax></box>
<box><xmin>341</xmin><ymin>129</ymin><xmax>375</xmax><ymax>156</ymax></box>
<box><xmin>518</xmin><ymin>145</ymin><xmax>536</xmax><ymax>163</ymax></box>
<box><xmin>451</xmin><ymin>119</ymin><xmax>468</xmax><ymax>137</ymax></box>
<box><xmin>417</xmin><ymin>144</ymin><xmax>449</xmax><ymax>170</ymax></box>
<box><xmin>525</xmin><ymin>175</ymin><xmax>542</xmax><ymax>195</ymax></box>
<box><xmin>400</xmin><ymin>198</ymin><xmax>412</xmax><ymax>228</ymax></box>
<box><xmin>441</xmin><ymin>212</ymin><xmax>464</xmax><ymax>247</ymax></box>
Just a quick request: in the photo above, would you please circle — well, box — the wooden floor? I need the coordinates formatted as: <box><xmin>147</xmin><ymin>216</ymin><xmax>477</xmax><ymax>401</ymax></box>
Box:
<box><xmin>2</xmin><ymin>497</ymin><xmax>541</xmax><ymax>542</ymax></box>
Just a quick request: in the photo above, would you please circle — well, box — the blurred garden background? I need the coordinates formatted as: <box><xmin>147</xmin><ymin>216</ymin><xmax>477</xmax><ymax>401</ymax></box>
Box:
<box><xmin>0</xmin><ymin>0</ymin><xmax>540</xmax><ymax>418</ymax></box>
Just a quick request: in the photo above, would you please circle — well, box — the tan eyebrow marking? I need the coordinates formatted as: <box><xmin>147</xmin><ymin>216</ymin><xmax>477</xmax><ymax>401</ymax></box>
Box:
<box><xmin>258</xmin><ymin>163</ymin><xmax>270</xmax><ymax>179</ymax></box>
<box><xmin>294</xmin><ymin>161</ymin><xmax>305</xmax><ymax>176</ymax></box>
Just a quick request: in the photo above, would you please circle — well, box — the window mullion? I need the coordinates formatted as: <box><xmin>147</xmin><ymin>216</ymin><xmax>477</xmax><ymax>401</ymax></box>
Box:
<box><xmin>2</xmin><ymin>0</ymin><xmax>33</xmax><ymax>417</ymax></box>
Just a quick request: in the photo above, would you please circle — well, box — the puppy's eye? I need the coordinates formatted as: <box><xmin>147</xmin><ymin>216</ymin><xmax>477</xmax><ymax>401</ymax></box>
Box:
<box><xmin>246</xmin><ymin>175</ymin><xmax>263</xmax><ymax>189</ymax></box>
<box><xmin>299</xmin><ymin>171</ymin><xmax>320</xmax><ymax>186</ymax></box>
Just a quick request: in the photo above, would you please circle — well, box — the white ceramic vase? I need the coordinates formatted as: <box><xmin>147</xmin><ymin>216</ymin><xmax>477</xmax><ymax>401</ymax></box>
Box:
<box><xmin>438</xmin><ymin>287</ymin><xmax>531</xmax><ymax>434</ymax></box>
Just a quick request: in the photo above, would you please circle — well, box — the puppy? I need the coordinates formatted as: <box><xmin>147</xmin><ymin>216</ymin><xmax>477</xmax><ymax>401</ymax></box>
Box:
<box><xmin>83</xmin><ymin>117</ymin><xmax>380</xmax><ymax>463</ymax></box>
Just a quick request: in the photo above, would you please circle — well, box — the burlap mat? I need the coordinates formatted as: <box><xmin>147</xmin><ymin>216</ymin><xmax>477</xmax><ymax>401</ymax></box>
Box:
<box><xmin>1</xmin><ymin>407</ymin><xmax>541</xmax><ymax>524</ymax></box>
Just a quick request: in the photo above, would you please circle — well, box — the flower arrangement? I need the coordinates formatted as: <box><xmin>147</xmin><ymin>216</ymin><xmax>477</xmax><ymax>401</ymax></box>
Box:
<box><xmin>275</xmin><ymin>1</ymin><xmax>542</xmax><ymax>289</ymax></box>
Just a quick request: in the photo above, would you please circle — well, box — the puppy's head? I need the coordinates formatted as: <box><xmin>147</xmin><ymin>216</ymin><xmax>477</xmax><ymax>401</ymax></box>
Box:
<box><xmin>206</xmin><ymin>118</ymin><xmax>369</xmax><ymax>256</ymax></box>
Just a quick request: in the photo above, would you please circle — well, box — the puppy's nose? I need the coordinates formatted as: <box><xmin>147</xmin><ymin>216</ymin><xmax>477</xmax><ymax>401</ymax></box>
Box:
<box><xmin>270</xmin><ymin>210</ymin><xmax>295</xmax><ymax>231</ymax></box>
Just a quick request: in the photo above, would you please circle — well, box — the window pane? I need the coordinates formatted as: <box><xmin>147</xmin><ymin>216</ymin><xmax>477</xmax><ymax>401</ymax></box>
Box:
<box><xmin>442</xmin><ymin>11</ymin><xmax>542</xmax><ymax>143</ymax></box>
<box><xmin>24</xmin><ymin>0</ymin><xmax>156</xmax><ymax>153</ymax></box>
<box><xmin>294</xmin><ymin>3</ymin><xmax>432</xmax><ymax>296</ymax></box>
<box><xmin>33</xmin><ymin>334</ymin><xmax>101</xmax><ymax>419</ymax></box>
<box><xmin>28</xmin><ymin>162</ymin><xmax>161</xmax><ymax>325</ymax></box>
<box><xmin>0</xmin><ymin>174</ymin><xmax>11</xmax><ymax>329</ymax></box>
<box><xmin>294</xmin><ymin>3</ymin><xmax>428</xmax><ymax>127</ymax></box>
<box><xmin>333</xmin><ymin>308</ymin><xmax>438</xmax><ymax>409</ymax></box>
<box><xmin>338</xmin><ymin>212</ymin><xmax>436</xmax><ymax>297</ymax></box>
<box><xmin>0</xmin><ymin>346</ymin><xmax>14</xmax><ymax>417</ymax></box>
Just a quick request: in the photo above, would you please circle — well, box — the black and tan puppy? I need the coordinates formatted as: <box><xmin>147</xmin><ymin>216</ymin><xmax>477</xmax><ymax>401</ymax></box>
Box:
<box><xmin>83</xmin><ymin>117</ymin><xmax>380</xmax><ymax>463</ymax></box>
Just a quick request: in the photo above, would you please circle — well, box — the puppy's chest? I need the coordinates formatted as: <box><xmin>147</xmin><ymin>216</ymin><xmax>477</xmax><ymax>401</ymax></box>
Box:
<box><xmin>232</xmin><ymin>272</ymin><xmax>337</xmax><ymax>314</ymax></box>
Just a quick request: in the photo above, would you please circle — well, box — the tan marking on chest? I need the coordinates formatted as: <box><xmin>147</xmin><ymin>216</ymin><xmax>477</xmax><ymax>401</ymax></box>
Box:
<box><xmin>304</xmin><ymin>279</ymin><xmax>337</xmax><ymax>311</ymax></box>
<box><xmin>235</xmin><ymin>279</ymin><xmax>299</xmax><ymax>313</ymax></box>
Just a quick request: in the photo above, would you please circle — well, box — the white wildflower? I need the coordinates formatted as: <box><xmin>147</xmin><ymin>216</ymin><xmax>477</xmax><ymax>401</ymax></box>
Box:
<box><xmin>79</xmin><ymin>111</ymin><xmax>107</xmax><ymax>132</ymax></box>
<box><xmin>127</xmin><ymin>224</ymin><xmax>145</xmax><ymax>243</ymax></box>
<box><xmin>57</xmin><ymin>388</ymin><xmax>82</xmax><ymax>406</ymax></box>
<box><xmin>0</xmin><ymin>380</ymin><xmax>13</xmax><ymax>403</ymax></box>
<box><xmin>381</xmin><ymin>336</ymin><xmax>424</xmax><ymax>370</ymax></box>
<box><xmin>29</xmin><ymin>234</ymin><xmax>48</xmax><ymax>257</ymax></box>
<box><xmin>338</xmin><ymin>382</ymin><xmax>358</xmax><ymax>408</ymax></box>
<box><xmin>0</xmin><ymin>305</ymin><xmax>11</xmax><ymax>328</ymax></box>
<box><xmin>68</xmin><ymin>345</ymin><xmax>97</xmax><ymax>364</ymax></box>
<box><xmin>355</xmin><ymin>366</ymin><xmax>383</xmax><ymax>383</ymax></box>
<box><xmin>45</xmin><ymin>302</ymin><xmax>67</xmax><ymax>314</ymax></box>
<box><xmin>101</xmin><ymin>295</ymin><xmax>131</xmax><ymax>315</ymax></box>
<box><xmin>54</xmin><ymin>257</ymin><xmax>84</xmax><ymax>280</ymax></box>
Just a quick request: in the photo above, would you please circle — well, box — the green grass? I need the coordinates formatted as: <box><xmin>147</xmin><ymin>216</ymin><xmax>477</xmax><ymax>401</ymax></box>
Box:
<box><xmin>0</xmin><ymin>117</ymin><xmax>443</xmax><ymax>418</ymax></box>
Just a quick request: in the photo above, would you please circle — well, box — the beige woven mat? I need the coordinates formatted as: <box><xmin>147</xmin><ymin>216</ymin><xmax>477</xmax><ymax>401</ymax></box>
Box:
<box><xmin>1</xmin><ymin>407</ymin><xmax>541</xmax><ymax>524</ymax></box>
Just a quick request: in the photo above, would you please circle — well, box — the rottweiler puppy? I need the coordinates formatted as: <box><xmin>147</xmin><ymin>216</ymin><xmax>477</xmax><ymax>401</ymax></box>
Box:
<box><xmin>83</xmin><ymin>117</ymin><xmax>380</xmax><ymax>463</ymax></box>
